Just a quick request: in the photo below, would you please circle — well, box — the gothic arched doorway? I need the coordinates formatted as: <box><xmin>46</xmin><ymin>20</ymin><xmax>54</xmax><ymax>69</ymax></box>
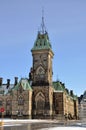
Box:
<box><xmin>35</xmin><ymin>92</ymin><xmax>45</xmax><ymax>115</ymax></box>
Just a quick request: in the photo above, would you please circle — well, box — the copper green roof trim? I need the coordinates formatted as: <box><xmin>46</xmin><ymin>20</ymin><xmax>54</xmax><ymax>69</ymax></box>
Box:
<box><xmin>53</xmin><ymin>81</ymin><xmax>78</xmax><ymax>100</ymax></box>
<box><xmin>12</xmin><ymin>78</ymin><xmax>32</xmax><ymax>91</ymax></box>
<box><xmin>53</xmin><ymin>81</ymin><xmax>64</xmax><ymax>92</ymax></box>
<box><xmin>31</xmin><ymin>32</ymin><xmax>52</xmax><ymax>51</ymax></box>
<box><xmin>73</xmin><ymin>95</ymin><xmax>78</xmax><ymax>100</ymax></box>
<box><xmin>83</xmin><ymin>90</ymin><xmax>86</xmax><ymax>98</ymax></box>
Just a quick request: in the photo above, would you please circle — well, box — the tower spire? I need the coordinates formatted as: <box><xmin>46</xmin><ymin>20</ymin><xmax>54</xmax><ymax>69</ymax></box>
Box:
<box><xmin>41</xmin><ymin>8</ymin><xmax>46</xmax><ymax>34</ymax></box>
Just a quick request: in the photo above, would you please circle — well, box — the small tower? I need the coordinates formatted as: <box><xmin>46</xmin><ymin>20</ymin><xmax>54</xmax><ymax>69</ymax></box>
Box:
<box><xmin>31</xmin><ymin>14</ymin><xmax>54</xmax><ymax>119</ymax></box>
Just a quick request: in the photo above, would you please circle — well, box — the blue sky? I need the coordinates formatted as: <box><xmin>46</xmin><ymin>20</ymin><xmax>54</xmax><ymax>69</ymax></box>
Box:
<box><xmin>0</xmin><ymin>0</ymin><xmax>86</xmax><ymax>96</ymax></box>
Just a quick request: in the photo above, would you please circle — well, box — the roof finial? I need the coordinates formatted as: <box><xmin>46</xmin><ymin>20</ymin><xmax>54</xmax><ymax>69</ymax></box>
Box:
<box><xmin>41</xmin><ymin>7</ymin><xmax>46</xmax><ymax>34</ymax></box>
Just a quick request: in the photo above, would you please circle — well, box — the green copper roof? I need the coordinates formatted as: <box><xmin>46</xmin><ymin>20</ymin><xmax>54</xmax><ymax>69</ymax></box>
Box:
<box><xmin>73</xmin><ymin>95</ymin><xmax>78</xmax><ymax>100</ymax></box>
<box><xmin>53</xmin><ymin>81</ymin><xmax>65</xmax><ymax>92</ymax></box>
<box><xmin>83</xmin><ymin>90</ymin><xmax>86</xmax><ymax>99</ymax></box>
<box><xmin>12</xmin><ymin>78</ymin><xmax>32</xmax><ymax>91</ymax></box>
<box><xmin>53</xmin><ymin>81</ymin><xmax>78</xmax><ymax>100</ymax></box>
<box><xmin>32</xmin><ymin>14</ymin><xmax>53</xmax><ymax>51</ymax></box>
<box><xmin>31</xmin><ymin>32</ymin><xmax>52</xmax><ymax>51</ymax></box>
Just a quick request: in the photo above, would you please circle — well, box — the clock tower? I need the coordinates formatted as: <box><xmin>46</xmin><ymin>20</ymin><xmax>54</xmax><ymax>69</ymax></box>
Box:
<box><xmin>31</xmin><ymin>15</ymin><xmax>54</xmax><ymax>118</ymax></box>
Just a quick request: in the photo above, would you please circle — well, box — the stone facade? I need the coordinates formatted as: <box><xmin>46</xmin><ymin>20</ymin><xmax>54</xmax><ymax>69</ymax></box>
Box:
<box><xmin>0</xmin><ymin>18</ymin><xmax>78</xmax><ymax>119</ymax></box>
<box><xmin>0</xmin><ymin>78</ymin><xmax>32</xmax><ymax>119</ymax></box>
<box><xmin>32</xmin><ymin>86</ymin><xmax>53</xmax><ymax>119</ymax></box>
<box><xmin>53</xmin><ymin>88</ymin><xmax>78</xmax><ymax>119</ymax></box>
<box><xmin>78</xmin><ymin>91</ymin><xmax>86</xmax><ymax>120</ymax></box>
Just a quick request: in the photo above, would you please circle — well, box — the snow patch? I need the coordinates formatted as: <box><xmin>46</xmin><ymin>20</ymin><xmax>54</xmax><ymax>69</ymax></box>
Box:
<box><xmin>40</xmin><ymin>127</ymin><xmax>86</xmax><ymax>130</ymax></box>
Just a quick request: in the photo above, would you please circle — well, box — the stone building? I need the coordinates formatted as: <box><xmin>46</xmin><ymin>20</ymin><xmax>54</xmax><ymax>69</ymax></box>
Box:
<box><xmin>0</xmin><ymin>17</ymin><xmax>78</xmax><ymax>119</ymax></box>
<box><xmin>53</xmin><ymin>81</ymin><xmax>78</xmax><ymax>119</ymax></box>
<box><xmin>78</xmin><ymin>91</ymin><xmax>86</xmax><ymax>120</ymax></box>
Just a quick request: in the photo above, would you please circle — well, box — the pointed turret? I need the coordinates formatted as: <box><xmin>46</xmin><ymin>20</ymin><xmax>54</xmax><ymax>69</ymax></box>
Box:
<box><xmin>31</xmin><ymin>13</ymin><xmax>52</xmax><ymax>52</ymax></box>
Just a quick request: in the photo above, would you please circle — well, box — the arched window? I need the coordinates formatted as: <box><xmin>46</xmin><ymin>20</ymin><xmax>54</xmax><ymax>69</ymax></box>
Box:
<box><xmin>6</xmin><ymin>98</ymin><xmax>11</xmax><ymax>105</ymax></box>
<box><xmin>35</xmin><ymin>92</ymin><xmax>45</xmax><ymax>114</ymax></box>
<box><xmin>36</xmin><ymin>66</ymin><xmax>45</xmax><ymax>81</ymax></box>
<box><xmin>36</xmin><ymin>66</ymin><xmax>45</xmax><ymax>75</ymax></box>
<box><xmin>18</xmin><ymin>96</ymin><xmax>24</xmax><ymax>105</ymax></box>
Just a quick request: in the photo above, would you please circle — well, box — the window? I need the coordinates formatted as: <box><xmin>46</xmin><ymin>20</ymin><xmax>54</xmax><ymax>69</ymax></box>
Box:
<box><xmin>7</xmin><ymin>100</ymin><xmax>11</xmax><ymax>105</ymax></box>
<box><xmin>18</xmin><ymin>96</ymin><xmax>24</xmax><ymax>105</ymax></box>
<box><xmin>36</xmin><ymin>66</ymin><xmax>45</xmax><ymax>81</ymax></box>
<box><xmin>44</xmin><ymin>42</ymin><xmax>46</xmax><ymax>46</ymax></box>
<box><xmin>36</xmin><ymin>66</ymin><xmax>45</xmax><ymax>75</ymax></box>
<box><xmin>0</xmin><ymin>100</ymin><xmax>2</xmax><ymax>106</ymax></box>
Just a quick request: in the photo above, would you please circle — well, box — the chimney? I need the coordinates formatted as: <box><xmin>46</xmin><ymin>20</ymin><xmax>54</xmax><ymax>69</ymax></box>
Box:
<box><xmin>7</xmin><ymin>79</ymin><xmax>10</xmax><ymax>89</ymax></box>
<box><xmin>70</xmin><ymin>90</ymin><xmax>73</xmax><ymax>96</ymax></box>
<box><xmin>14</xmin><ymin>77</ymin><xmax>18</xmax><ymax>86</ymax></box>
<box><xmin>62</xmin><ymin>83</ymin><xmax>65</xmax><ymax>86</ymax></box>
<box><xmin>0</xmin><ymin>78</ymin><xmax>3</xmax><ymax>86</ymax></box>
<box><xmin>65</xmin><ymin>88</ymin><xmax>69</xmax><ymax>94</ymax></box>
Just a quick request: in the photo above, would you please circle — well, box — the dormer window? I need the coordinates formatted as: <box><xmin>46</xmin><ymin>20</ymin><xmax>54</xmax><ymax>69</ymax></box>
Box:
<box><xmin>44</xmin><ymin>42</ymin><xmax>45</xmax><ymax>46</ymax></box>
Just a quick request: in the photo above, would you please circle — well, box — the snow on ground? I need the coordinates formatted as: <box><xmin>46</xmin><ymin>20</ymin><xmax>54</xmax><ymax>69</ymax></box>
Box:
<box><xmin>0</xmin><ymin>119</ymin><xmax>86</xmax><ymax>129</ymax></box>
<box><xmin>0</xmin><ymin>124</ymin><xmax>22</xmax><ymax>127</ymax></box>
<box><xmin>0</xmin><ymin>119</ymin><xmax>53</xmax><ymax>123</ymax></box>
<box><xmin>40</xmin><ymin>127</ymin><xmax>86</xmax><ymax>130</ymax></box>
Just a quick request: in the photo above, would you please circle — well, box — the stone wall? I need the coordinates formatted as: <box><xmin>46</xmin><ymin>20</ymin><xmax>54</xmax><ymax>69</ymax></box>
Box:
<box><xmin>32</xmin><ymin>86</ymin><xmax>53</xmax><ymax>119</ymax></box>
